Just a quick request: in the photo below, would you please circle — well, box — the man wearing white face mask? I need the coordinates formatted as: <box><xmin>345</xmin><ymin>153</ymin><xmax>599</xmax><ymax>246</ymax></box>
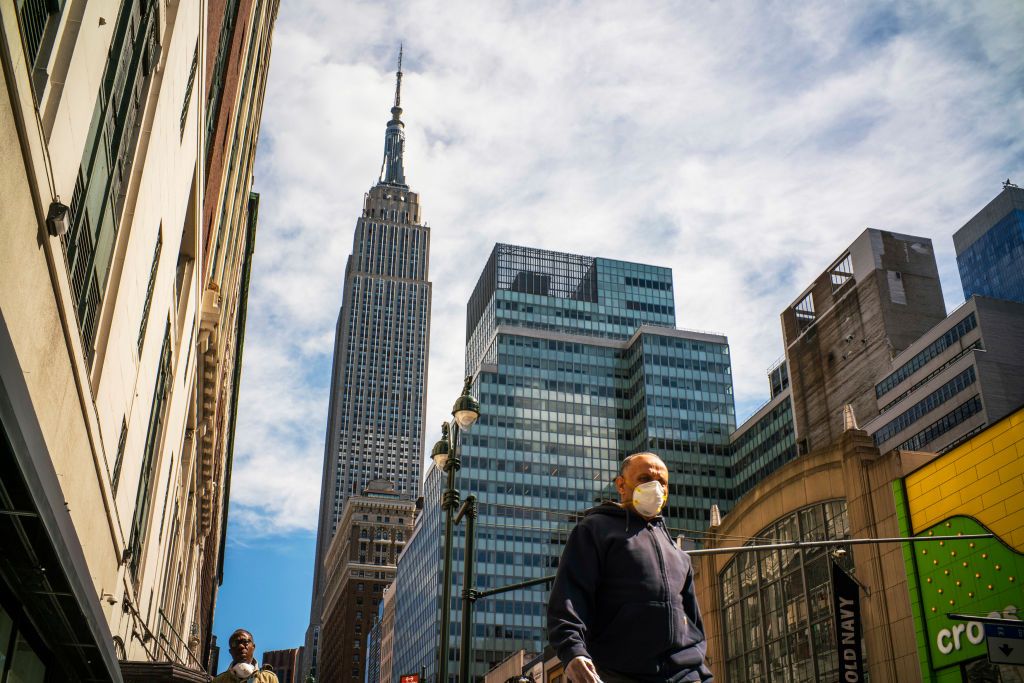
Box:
<box><xmin>548</xmin><ymin>453</ymin><xmax>713</xmax><ymax>683</ymax></box>
<box><xmin>212</xmin><ymin>629</ymin><xmax>279</xmax><ymax>682</ymax></box>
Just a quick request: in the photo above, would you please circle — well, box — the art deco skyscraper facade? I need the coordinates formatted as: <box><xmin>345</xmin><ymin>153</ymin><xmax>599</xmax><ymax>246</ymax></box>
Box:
<box><xmin>305</xmin><ymin>53</ymin><xmax>431</xmax><ymax>678</ymax></box>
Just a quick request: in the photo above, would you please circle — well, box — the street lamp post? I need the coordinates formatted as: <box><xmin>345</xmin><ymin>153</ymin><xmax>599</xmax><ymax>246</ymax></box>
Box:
<box><xmin>431</xmin><ymin>377</ymin><xmax>480</xmax><ymax>683</ymax></box>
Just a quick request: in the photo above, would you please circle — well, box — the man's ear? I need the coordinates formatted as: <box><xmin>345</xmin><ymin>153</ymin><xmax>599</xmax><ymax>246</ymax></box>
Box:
<box><xmin>614</xmin><ymin>475</ymin><xmax>625</xmax><ymax>497</ymax></box>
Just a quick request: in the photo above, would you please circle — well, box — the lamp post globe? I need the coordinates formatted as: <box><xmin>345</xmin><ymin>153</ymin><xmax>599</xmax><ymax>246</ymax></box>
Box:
<box><xmin>431</xmin><ymin>424</ymin><xmax>451</xmax><ymax>471</ymax></box>
<box><xmin>451</xmin><ymin>376</ymin><xmax>480</xmax><ymax>430</ymax></box>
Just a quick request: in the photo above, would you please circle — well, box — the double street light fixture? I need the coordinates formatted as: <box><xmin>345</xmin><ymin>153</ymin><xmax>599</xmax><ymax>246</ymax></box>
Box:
<box><xmin>431</xmin><ymin>376</ymin><xmax>480</xmax><ymax>683</ymax></box>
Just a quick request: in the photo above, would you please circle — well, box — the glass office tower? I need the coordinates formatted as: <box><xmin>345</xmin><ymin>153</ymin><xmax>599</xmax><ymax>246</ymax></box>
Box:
<box><xmin>954</xmin><ymin>183</ymin><xmax>1024</xmax><ymax>304</ymax></box>
<box><xmin>393</xmin><ymin>244</ymin><xmax>736</xmax><ymax>681</ymax></box>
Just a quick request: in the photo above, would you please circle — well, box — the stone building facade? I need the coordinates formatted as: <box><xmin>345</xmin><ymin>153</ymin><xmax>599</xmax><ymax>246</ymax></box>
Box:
<box><xmin>0</xmin><ymin>0</ymin><xmax>276</xmax><ymax>679</ymax></box>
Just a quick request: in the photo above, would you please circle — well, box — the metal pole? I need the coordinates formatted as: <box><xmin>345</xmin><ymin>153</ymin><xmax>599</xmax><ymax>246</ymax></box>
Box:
<box><xmin>685</xmin><ymin>532</ymin><xmax>992</xmax><ymax>556</ymax></box>
<box><xmin>437</xmin><ymin>422</ymin><xmax>460</xmax><ymax>683</ymax></box>
<box><xmin>458</xmin><ymin>495</ymin><xmax>477</xmax><ymax>683</ymax></box>
<box><xmin>467</xmin><ymin>532</ymin><xmax>993</xmax><ymax>602</ymax></box>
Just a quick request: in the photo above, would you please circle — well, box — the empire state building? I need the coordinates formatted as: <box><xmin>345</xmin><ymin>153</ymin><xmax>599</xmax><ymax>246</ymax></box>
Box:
<box><xmin>305</xmin><ymin>49</ymin><xmax>431</xmax><ymax>675</ymax></box>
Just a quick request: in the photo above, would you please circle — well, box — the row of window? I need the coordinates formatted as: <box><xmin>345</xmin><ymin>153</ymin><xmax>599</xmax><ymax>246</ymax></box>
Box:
<box><xmin>873</xmin><ymin>367</ymin><xmax>977</xmax><ymax>445</ymax></box>
<box><xmin>897</xmin><ymin>395</ymin><xmax>983</xmax><ymax>452</ymax></box>
<box><xmin>625</xmin><ymin>300</ymin><xmax>674</xmax><ymax>316</ymax></box>
<box><xmin>877</xmin><ymin>340</ymin><xmax>983</xmax><ymax>414</ymax></box>
<box><xmin>875</xmin><ymin>313</ymin><xmax>978</xmax><ymax>398</ymax></box>
<box><xmin>624</xmin><ymin>275</ymin><xmax>672</xmax><ymax>291</ymax></box>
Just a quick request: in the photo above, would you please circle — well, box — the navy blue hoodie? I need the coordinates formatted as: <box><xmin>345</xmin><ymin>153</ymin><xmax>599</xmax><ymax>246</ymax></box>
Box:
<box><xmin>547</xmin><ymin>503</ymin><xmax>712</xmax><ymax>682</ymax></box>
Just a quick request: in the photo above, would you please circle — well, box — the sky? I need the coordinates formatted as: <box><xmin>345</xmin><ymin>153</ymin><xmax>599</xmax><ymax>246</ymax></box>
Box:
<box><xmin>211</xmin><ymin>0</ymin><xmax>1024</xmax><ymax>668</ymax></box>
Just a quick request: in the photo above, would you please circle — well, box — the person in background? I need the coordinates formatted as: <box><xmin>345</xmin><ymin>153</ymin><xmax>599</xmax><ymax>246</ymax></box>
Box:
<box><xmin>213</xmin><ymin>629</ymin><xmax>279</xmax><ymax>682</ymax></box>
<box><xmin>547</xmin><ymin>452</ymin><xmax>713</xmax><ymax>682</ymax></box>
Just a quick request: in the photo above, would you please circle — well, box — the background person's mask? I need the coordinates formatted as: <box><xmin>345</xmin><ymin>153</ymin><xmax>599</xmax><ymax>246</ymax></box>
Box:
<box><xmin>230</xmin><ymin>662</ymin><xmax>257</xmax><ymax>680</ymax></box>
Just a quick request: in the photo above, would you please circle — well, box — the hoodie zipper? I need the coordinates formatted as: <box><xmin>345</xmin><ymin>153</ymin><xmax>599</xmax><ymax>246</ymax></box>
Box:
<box><xmin>648</xmin><ymin>522</ymin><xmax>674</xmax><ymax>649</ymax></box>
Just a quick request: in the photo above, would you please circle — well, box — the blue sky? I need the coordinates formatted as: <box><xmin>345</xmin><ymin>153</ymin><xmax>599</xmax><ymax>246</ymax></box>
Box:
<box><xmin>212</xmin><ymin>0</ymin><xmax>1024</xmax><ymax>668</ymax></box>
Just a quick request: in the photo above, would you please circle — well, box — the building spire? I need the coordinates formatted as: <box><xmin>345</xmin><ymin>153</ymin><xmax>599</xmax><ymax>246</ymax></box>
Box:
<box><xmin>380</xmin><ymin>45</ymin><xmax>407</xmax><ymax>187</ymax></box>
<box><xmin>394</xmin><ymin>43</ymin><xmax>403</xmax><ymax>110</ymax></box>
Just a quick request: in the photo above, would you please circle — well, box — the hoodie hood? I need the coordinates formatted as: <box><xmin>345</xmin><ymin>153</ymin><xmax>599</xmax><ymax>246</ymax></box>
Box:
<box><xmin>584</xmin><ymin>500</ymin><xmax>665</xmax><ymax>529</ymax></box>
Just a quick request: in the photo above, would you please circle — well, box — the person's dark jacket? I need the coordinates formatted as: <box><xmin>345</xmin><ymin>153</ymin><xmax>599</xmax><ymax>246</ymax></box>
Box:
<box><xmin>547</xmin><ymin>502</ymin><xmax>712</xmax><ymax>682</ymax></box>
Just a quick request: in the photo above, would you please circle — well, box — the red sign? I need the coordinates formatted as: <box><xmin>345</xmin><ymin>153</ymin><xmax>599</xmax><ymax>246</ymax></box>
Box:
<box><xmin>399</xmin><ymin>676</ymin><xmax>420</xmax><ymax>683</ymax></box>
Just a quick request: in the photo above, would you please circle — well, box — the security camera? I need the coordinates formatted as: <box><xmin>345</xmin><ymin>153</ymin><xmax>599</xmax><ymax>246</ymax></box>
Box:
<box><xmin>831</xmin><ymin>547</ymin><xmax>847</xmax><ymax>559</ymax></box>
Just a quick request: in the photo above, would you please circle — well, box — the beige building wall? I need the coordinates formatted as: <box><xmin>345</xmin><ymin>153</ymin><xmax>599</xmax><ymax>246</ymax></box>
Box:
<box><xmin>0</xmin><ymin>0</ymin><xmax>262</xmax><ymax>678</ymax></box>
<box><xmin>483</xmin><ymin>650</ymin><xmax>526</xmax><ymax>683</ymax></box>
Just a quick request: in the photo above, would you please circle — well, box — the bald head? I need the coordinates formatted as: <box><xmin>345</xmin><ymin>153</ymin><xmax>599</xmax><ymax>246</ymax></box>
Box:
<box><xmin>615</xmin><ymin>452</ymin><xmax>668</xmax><ymax>518</ymax></box>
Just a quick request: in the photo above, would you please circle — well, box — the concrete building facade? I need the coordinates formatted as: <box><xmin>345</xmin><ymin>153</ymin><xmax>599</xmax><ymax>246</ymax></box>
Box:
<box><xmin>318</xmin><ymin>481</ymin><xmax>414</xmax><ymax>683</ymax></box>
<box><xmin>782</xmin><ymin>229</ymin><xmax>947</xmax><ymax>455</ymax></box>
<box><xmin>954</xmin><ymin>182</ymin><xmax>1024</xmax><ymax>305</ymax></box>
<box><xmin>306</xmin><ymin>52</ymin><xmax>432</xmax><ymax>678</ymax></box>
<box><xmin>0</xmin><ymin>0</ymin><xmax>275</xmax><ymax>679</ymax></box>
<box><xmin>863</xmin><ymin>296</ymin><xmax>1024</xmax><ymax>455</ymax></box>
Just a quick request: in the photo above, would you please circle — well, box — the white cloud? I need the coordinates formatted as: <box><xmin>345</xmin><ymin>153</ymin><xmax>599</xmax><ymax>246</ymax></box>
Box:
<box><xmin>229</xmin><ymin>0</ymin><xmax>1024</xmax><ymax>537</ymax></box>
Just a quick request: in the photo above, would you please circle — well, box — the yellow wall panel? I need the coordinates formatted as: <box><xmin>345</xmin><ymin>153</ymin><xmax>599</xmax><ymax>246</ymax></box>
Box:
<box><xmin>905</xmin><ymin>407</ymin><xmax>1024</xmax><ymax>553</ymax></box>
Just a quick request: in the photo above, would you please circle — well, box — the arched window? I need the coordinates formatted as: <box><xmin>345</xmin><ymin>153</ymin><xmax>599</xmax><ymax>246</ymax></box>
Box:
<box><xmin>718</xmin><ymin>500</ymin><xmax>853</xmax><ymax>682</ymax></box>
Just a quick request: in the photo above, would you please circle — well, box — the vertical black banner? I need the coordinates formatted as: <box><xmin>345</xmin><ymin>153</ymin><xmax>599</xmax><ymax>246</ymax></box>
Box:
<box><xmin>832</xmin><ymin>560</ymin><xmax>865</xmax><ymax>682</ymax></box>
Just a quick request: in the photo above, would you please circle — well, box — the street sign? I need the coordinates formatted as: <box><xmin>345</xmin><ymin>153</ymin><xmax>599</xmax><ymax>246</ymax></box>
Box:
<box><xmin>399</xmin><ymin>676</ymin><xmax>420</xmax><ymax>683</ymax></box>
<box><xmin>984</xmin><ymin>623</ymin><xmax>1024</xmax><ymax>666</ymax></box>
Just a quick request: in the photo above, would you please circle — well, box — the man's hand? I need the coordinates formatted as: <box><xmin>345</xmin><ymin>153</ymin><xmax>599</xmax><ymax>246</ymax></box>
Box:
<box><xmin>565</xmin><ymin>656</ymin><xmax>602</xmax><ymax>683</ymax></box>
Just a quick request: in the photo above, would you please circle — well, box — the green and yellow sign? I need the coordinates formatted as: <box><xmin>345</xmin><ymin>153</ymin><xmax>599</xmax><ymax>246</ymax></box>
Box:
<box><xmin>894</xmin><ymin>407</ymin><xmax>1024</xmax><ymax>680</ymax></box>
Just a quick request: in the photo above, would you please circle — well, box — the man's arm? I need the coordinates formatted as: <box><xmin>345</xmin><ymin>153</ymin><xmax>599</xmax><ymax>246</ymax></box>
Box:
<box><xmin>547</xmin><ymin>521</ymin><xmax>602</xmax><ymax>667</ymax></box>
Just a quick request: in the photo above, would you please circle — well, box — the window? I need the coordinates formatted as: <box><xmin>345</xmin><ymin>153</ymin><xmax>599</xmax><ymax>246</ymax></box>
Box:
<box><xmin>16</xmin><ymin>0</ymin><xmax>60</xmax><ymax>77</ymax></box>
<box><xmin>794</xmin><ymin>293</ymin><xmax>815</xmax><ymax>332</ymax></box>
<box><xmin>61</xmin><ymin>0</ymin><xmax>161</xmax><ymax>366</ymax></box>
<box><xmin>127</xmin><ymin>323</ymin><xmax>172</xmax><ymax>581</ymax></box>
<box><xmin>876</xmin><ymin>313</ymin><xmax>978</xmax><ymax>398</ymax></box>
<box><xmin>111</xmin><ymin>418</ymin><xmax>128</xmax><ymax>494</ymax></box>
<box><xmin>180</xmin><ymin>43</ymin><xmax>198</xmax><ymax>136</ymax></box>
<box><xmin>204</xmin><ymin>0</ymin><xmax>240</xmax><ymax>155</ymax></box>
<box><xmin>897</xmin><ymin>396</ymin><xmax>983</xmax><ymax>452</ymax></box>
<box><xmin>137</xmin><ymin>229</ymin><xmax>162</xmax><ymax>353</ymax></box>
<box><xmin>873</xmin><ymin>367</ymin><xmax>977</xmax><ymax>445</ymax></box>
<box><xmin>828</xmin><ymin>253</ymin><xmax>854</xmax><ymax>292</ymax></box>
<box><xmin>719</xmin><ymin>501</ymin><xmax>856</xmax><ymax>682</ymax></box>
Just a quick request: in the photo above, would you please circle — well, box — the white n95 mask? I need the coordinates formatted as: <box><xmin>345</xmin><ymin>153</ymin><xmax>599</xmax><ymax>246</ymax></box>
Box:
<box><xmin>230</xmin><ymin>662</ymin><xmax>257</xmax><ymax>680</ymax></box>
<box><xmin>631</xmin><ymin>481</ymin><xmax>666</xmax><ymax>517</ymax></box>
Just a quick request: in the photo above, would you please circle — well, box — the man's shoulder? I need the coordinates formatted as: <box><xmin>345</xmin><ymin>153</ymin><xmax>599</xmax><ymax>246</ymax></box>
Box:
<box><xmin>258</xmin><ymin>671</ymin><xmax>279</xmax><ymax>683</ymax></box>
<box><xmin>574</xmin><ymin>503</ymin><xmax>622</xmax><ymax>527</ymax></box>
